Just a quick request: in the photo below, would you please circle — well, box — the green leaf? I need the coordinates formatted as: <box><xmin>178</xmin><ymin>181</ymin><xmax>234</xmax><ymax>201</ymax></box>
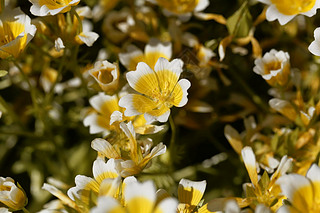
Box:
<box><xmin>0</xmin><ymin>70</ymin><xmax>8</xmax><ymax>77</ymax></box>
<box><xmin>258</xmin><ymin>171</ymin><xmax>270</xmax><ymax>192</ymax></box>
<box><xmin>226</xmin><ymin>1</ymin><xmax>252</xmax><ymax>38</ymax></box>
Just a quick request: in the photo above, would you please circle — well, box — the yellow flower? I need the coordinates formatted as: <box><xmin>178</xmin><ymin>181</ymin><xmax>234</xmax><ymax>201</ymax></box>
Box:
<box><xmin>177</xmin><ymin>179</ymin><xmax>213</xmax><ymax>213</ymax></box>
<box><xmin>253</xmin><ymin>49</ymin><xmax>290</xmax><ymax>87</ymax></box>
<box><xmin>0</xmin><ymin>177</ymin><xmax>27</xmax><ymax>211</ymax></box>
<box><xmin>119</xmin><ymin>38</ymin><xmax>172</xmax><ymax>71</ymax></box>
<box><xmin>0</xmin><ymin>8</ymin><xmax>37</xmax><ymax>59</ymax></box>
<box><xmin>84</xmin><ymin>93</ymin><xmax>163</xmax><ymax>136</ymax></box>
<box><xmin>241</xmin><ymin>147</ymin><xmax>292</xmax><ymax>211</ymax></box>
<box><xmin>29</xmin><ymin>0</ymin><xmax>80</xmax><ymax>16</ymax></box>
<box><xmin>88</xmin><ymin>60</ymin><xmax>120</xmax><ymax>94</ymax></box>
<box><xmin>118</xmin><ymin>122</ymin><xmax>166</xmax><ymax>177</ymax></box>
<box><xmin>258</xmin><ymin>0</ymin><xmax>320</xmax><ymax>25</ymax></box>
<box><xmin>91</xmin><ymin>178</ymin><xmax>178</xmax><ymax>213</ymax></box>
<box><xmin>276</xmin><ymin>164</ymin><xmax>320</xmax><ymax>212</ymax></box>
<box><xmin>67</xmin><ymin>159</ymin><xmax>121</xmax><ymax>205</ymax></box>
<box><xmin>119</xmin><ymin>57</ymin><xmax>191</xmax><ymax>123</ymax></box>
<box><xmin>154</xmin><ymin>0</ymin><xmax>209</xmax><ymax>21</ymax></box>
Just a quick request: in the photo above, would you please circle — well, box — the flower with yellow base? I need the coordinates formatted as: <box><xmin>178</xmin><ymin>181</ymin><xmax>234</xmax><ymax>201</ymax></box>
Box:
<box><xmin>240</xmin><ymin>147</ymin><xmax>292</xmax><ymax>211</ymax></box>
<box><xmin>29</xmin><ymin>0</ymin><xmax>80</xmax><ymax>16</ymax></box>
<box><xmin>119</xmin><ymin>38</ymin><xmax>172</xmax><ymax>71</ymax></box>
<box><xmin>0</xmin><ymin>8</ymin><xmax>37</xmax><ymax>59</ymax></box>
<box><xmin>276</xmin><ymin>163</ymin><xmax>320</xmax><ymax>213</ymax></box>
<box><xmin>258</xmin><ymin>0</ymin><xmax>320</xmax><ymax>25</ymax></box>
<box><xmin>90</xmin><ymin>178</ymin><xmax>178</xmax><ymax>213</ymax></box>
<box><xmin>0</xmin><ymin>177</ymin><xmax>27</xmax><ymax>211</ymax></box>
<box><xmin>119</xmin><ymin>57</ymin><xmax>191</xmax><ymax>123</ymax></box>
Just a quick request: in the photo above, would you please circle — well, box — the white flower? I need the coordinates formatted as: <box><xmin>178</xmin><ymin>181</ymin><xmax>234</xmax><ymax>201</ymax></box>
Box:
<box><xmin>308</xmin><ymin>27</ymin><xmax>320</xmax><ymax>56</ymax></box>
<box><xmin>0</xmin><ymin>177</ymin><xmax>27</xmax><ymax>210</ymax></box>
<box><xmin>0</xmin><ymin>8</ymin><xmax>37</xmax><ymax>59</ymax></box>
<box><xmin>258</xmin><ymin>0</ymin><xmax>320</xmax><ymax>25</ymax></box>
<box><xmin>253</xmin><ymin>49</ymin><xmax>290</xmax><ymax>86</ymax></box>
<box><xmin>54</xmin><ymin>38</ymin><xmax>65</xmax><ymax>52</ymax></box>
<box><xmin>29</xmin><ymin>0</ymin><xmax>80</xmax><ymax>16</ymax></box>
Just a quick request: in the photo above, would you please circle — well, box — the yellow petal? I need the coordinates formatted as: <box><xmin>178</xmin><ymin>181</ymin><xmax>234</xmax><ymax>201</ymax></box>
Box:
<box><xmin>178</xmin><ymin>179</ymin><xmax>206</xmax><ymax>208</ymax></box>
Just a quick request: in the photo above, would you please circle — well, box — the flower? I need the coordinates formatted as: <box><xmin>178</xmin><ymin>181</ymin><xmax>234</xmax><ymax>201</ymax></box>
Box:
<box><xmin>67</xmin><ymin>159</ymin><xmax>121</xmax><ymax>204</ymax></box>
<box><xmin>83</xmin><ymin>92</ymin><xmax>162</xmax><ymax>136</ymax></box>
<box><xmin>88</xmin><ymin>60</ymin><xmax>120</xmax><ymax>94</ymax></box>
<box><xmin>153</xmin><ymin>0</ymin><xmax>209</xmax><ymax>21</ymax></box>
<box><xmin>119</xmin><ymin>57</ymin><xmax>191</xmax><ymax>123</ymax></box>
<box><xmin>177</xmin><ymin>179</ymin><xmax>212</xmax><ymax>213</ymax></box>
<box><xmin>29</xmin><ymin>0</ymin><xmax>80</xmax><ymax>16</ymax></box>
<box><xmin>119</xmin><ymin>38</ymin><xmax>172</xmax><ymax>71</ymax></box>
<box><xmin>0</xmin><ymin>177</ymin><xmax>27</xmax><ymax>211</ymax></box>
<box><xmin>276</xmin><ymin>164</ymin><xmax>320</xmax><ymax>213</ymax></box>
<box><xmin>90</xmin><ymin>178</ymin><xmax>178</xmax><ymax>213</ymax></box>
<box><xmin>0</xmin><ymin>8</ymin><xmax>37</xmax><ymax>59</ymax></box>
<box><xmin>308</xmin><ymin>27</ymin><xmax>320</xmax><ymax>56</ymax></box>
<box><xmin>257</xmin><ymin>0</ymin><xmax>320</xmax><ymax>25</ymax></box>
<box><xmin>240</xmin><ymin>147</ymin><xmax>292</xmax><ymax>211</ymax></box>
<box><xmin>116</xmin><ymin>122</ymin><xmax>166</xmax><ymax>177</ymax></box>
<box><xmin>253</xmin><ymin>49</ymin><xmax>290</xmax><ymax>87</ymax></box>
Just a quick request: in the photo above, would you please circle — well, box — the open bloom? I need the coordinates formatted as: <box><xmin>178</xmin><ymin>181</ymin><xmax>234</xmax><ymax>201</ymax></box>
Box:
<box><xmin>83</xmin><ymin>93</ymin><xmax>163</xmax><ymax>136</ymax></box>
<box><xmin>153</xmin><ymin>0</ymin><xmax>209</xmax><ymax>21</ymax></box>
<box><xmin>119</xmin><ymin>38</ymin><xmax>172</xmax><ymax>71</ymax></box>
<box><xmin>177</xmin><ymin>179</ymin><xmax>212</xmax><ymax>213</ymax></box>
<box><xmin>67</xmin><ymin>159</ymin><xmax>121</xmax><ymax>204</ymax></box>
<box><xmin>253</xmin><ymin>49</ymin><xmax>290</xmax><ymax>87</ymax></box>
<box><xmin>90</xmin><ymin>178</ymin><xmax>178</xmax><ymax>213</ymax></box>
<box><xmin>0</xmin><ymin>177</ymin><xmax>27</xmax><ymax>211</ymax></box>
<box><xmin>29</xmin><ymin>0</ymin><xmax>80</xmax><ymax>16</ymax></box>
<box><xmin>276</xmin><ymin>164</ymin><xmax>320</xmax><ymax>213</ymax></box>
<box><xmin>258</xmin><ymin>0</ymin><xmax>320</xmax><ymax>25</ymax></box>
<box><xmin>0</xmin><ymin>8</ymin><xmax>37</xmax><ymax>59</ymax></box>
<box><xmin>119</xmin><ymin>57</ymin><xmax>191</xmax><ymax>123</ymax></box>
<box><xmin>308</xmin><ymin>27</ymin><xmax>320</xmax><ymax>56</ymax></box>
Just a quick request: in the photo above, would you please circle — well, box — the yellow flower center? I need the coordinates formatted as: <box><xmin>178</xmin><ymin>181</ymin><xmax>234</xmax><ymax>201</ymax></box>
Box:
<box><xmin>270</xmin><ymin>0</ymin><xmax>316</xmax><ymax>15</ymax></box>
<box><xmin>151</xmin><ymin>81</ymin><xmax>175</xmax><ymax>108</ymax></box>
<box><xmin>0</xmin><ymin>184</ymin><xmax>12</xmax><ymax>191</ymax></box>
<box><xmin>264</xmin><ymin>61</ymin><xmax>282</xmax><ymax>74</ymax></box>
<box><xmin>156</xmin><ymin>0</ymin><xmax>199</xmax><ymax>14</ymax></box>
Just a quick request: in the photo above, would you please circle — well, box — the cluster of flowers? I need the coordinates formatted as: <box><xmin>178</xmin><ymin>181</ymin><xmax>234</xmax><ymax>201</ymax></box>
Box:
<box><xmin>1</xmin><ymin>0</ymin><xmax>320</xmax><ymax>212</ymax></box>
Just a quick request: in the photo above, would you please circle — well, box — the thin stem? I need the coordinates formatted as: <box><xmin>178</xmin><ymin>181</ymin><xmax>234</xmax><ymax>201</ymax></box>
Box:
<box><xmin>44</xmin><ymin>49</ymin><xmax>67</xmax><ymax>105</ymax></box>
<box><xmin>169</xmin><ymin>114</ymin><xmax>176</xmax><ymax>171</ymax></box>
<box><xmin>0</xmin><ymin>95</ymin><xmax>21</xmax><ymax>125</ymax></box>
<box><xmin>12</xmin><ymin>60</ymin><xmax>40</xmax><ymax>117</ymax></box>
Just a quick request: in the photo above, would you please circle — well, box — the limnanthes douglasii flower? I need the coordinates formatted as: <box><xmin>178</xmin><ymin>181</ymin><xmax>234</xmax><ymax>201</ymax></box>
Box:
<box><xmin>119</xmin><ymin>57</ymin><xmax>191</xmax><ymax>123</ymax></box>
<box><xmin>257</xmin><ymin>0</ymin><xmax>320</xmax><ymax>25</ymax></box>
<box><xmin>29</xmin><ymin>0</ymin><xmax>80</xmax><ymax>16</ymax></box>
<box><xmin>0</xmin><ymin>8</ymin><xmax>37</xmax><ymax>59</ymax></box>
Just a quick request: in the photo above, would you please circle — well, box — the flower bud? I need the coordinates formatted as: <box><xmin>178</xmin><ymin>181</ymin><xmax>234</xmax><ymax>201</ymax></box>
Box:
<box><xmin>0</xmin><ymin>177</ymin><xmax>27</xmax><ymax>211</ymax></box>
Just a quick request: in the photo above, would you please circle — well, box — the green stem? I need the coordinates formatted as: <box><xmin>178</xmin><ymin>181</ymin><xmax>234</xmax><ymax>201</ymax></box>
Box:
<box><xmin>12</xmin><ymin>60</ymin><xmax>40</xmax><ymax>117</ymax></box>
<box><xmin>71</xmin><ymin>7</ymin><xmax>83</xmax><ymax>34</ymax></box>
<box><xmin>44</xmin><ymin>49</ymin><xmax>67</xmax><ymax>105</ymax></box>
<box><xmin>0</xmin><ymin>95</ymin><xmax>21</xmax><ymax>125</ymax></box>
<box><xmin>169</xmin><ymin>115</ymin><xmax>176</xmax><ymax>171</ymax></box>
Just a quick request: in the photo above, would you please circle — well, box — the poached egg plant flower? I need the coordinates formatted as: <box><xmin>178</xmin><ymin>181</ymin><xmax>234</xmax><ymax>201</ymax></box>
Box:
<box><xmin>29</xmin><ymin>0</ymin><xmax>80</xmax><ymax>16</ymax></box>
<box><xmin>119</xmin><ymin>57</ymin><xmax>191</xmax><ymax>123</ymax></box>
<box><xmin>276</xmin><ymin>164</ymin><xmax>320</xmax><ymax>213</ymax></box>
<box><xmin>0</xmin><ymin>8</ymin><xmax>37</xmax><ymax>59</ymax></box>
<box><xmin>258</xmin><ymin>0</ymin><xmax>320</xmax><ymax>25</ymax></box>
